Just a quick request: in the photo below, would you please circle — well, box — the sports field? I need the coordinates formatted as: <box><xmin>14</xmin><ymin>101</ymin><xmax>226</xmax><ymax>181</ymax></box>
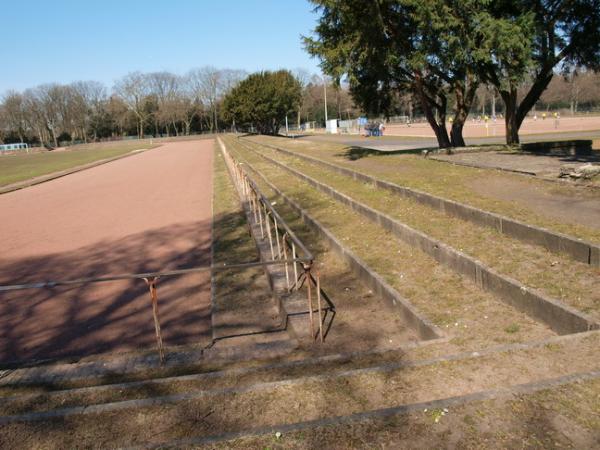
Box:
<box><xmin>384</xmin><ymin>115</ymin><xmax>600</xmax><ymax>138</ymax></box>
<box><xmin>0</xmin><ymin>141</ymin><xmax>156</xmax><ymax>188</ymax></box>
<box><xmin>0</xmin><ymin>140</ymin><xmax>214</xmax><ymax>363</ymax></box>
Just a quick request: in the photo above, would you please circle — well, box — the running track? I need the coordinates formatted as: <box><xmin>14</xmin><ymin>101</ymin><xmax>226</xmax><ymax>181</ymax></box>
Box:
<box><xmin>0</xmin><ymin>140</ymin><xmax>214</xmax><ymax>364</ymax></box>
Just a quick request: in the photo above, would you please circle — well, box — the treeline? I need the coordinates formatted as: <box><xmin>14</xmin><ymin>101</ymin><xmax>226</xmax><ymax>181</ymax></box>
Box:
<box><xmin>0</xmin><ymin>68</ymin><xmax>247</xmax><ymax>147</ymax></box>
<box><xmin>0</xmin><ymin>68</ymin><xmax>360</xmax><ymax>146</ymax></box>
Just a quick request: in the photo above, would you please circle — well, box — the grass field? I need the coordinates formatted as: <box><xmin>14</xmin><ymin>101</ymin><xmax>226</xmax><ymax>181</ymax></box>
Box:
<box><xmin>0</xmin><ymin>141</ymin><xmax>155</xmax><ymax>187</ymax></box>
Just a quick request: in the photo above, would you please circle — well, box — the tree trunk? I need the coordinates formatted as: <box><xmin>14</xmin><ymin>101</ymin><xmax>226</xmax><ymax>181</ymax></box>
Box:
<box><xmin>501</xmin><ymin>89</ymin><xmax>519</xmax><ymax>145</ymax></box>
<box><xmin>450</xmin><ymin>122</ymin><xmax>465</xmax><ymax>147</ymax></box>
<box><xmin>450</xmin><ymin>77</ymin><xmax>477</xmax><ymax>148</ymax></box>
<box><xmin>414</xmin><ymin>79</ymin><xmax>450</xmax><ymax>148</ymax></box>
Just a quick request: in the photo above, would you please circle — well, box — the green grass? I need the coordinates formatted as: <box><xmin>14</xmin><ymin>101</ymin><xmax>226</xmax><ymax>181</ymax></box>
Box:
<box><xmin>0</xmin><ymin>142</ymin><xmax>154</xmax><ymax>187</ymax></box>
<box><xmin>504</xmin><ymin>323</ymin><xmax>520</xmax><ymax>334</ymax></box>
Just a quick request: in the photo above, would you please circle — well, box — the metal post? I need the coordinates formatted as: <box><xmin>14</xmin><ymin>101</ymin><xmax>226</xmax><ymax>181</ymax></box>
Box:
<box><xmin>306</xmin><ymin>266</ymin><xmax>315</xmax><ymax>340</ymax></box>
<box><xmin>292</xmin><ymin>243</ymin><xmax>298</xmax><ymax>289</ymax></box>
<box><xmin>323</xmin><ymin>75</ymin><xmax>328</xmax><ymax>123</ymax></box>
<box><xmin>257</xmin><ymin>199</ymin><xmax>264</xmax><ymax>238</ymax></box>
<box><xmin>274</xmin><ymin>217</ymin><xmax>282</xmax><ymax>259</ymax></box>
<box><xmin>252</xmin><ymin>191</ymin><xmax>258</xmax><ymax>223</ymax></box>
<box><xmin>316</xmin><ymin>272</ymin><xmax>324</xmax><ymax>343</ymax></box>
<box><xmin>144</xmin><ymin>277</ymin><xmax>165</xmax><ymax>363</ymax></box>
<box><xmin>283</xmin><ymin>233</ymin><xmax>290</xmax><ymax>289</ymax></box>
<box><xmin>265</xmin><ymin>209</ymin><xmax>275</xmax><ymax>259</ymax></box>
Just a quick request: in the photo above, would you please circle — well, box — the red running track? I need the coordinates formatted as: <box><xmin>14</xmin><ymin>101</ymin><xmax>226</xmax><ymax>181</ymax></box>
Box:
<box><xmin>0</xmin><ymin>140</ymin><xmax>214</xmax><ymax>364</ymax></box>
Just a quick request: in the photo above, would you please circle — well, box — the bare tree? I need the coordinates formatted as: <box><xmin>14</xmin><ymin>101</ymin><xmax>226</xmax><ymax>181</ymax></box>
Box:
<box><xmin>69</xmin><ymin>81</ymin><xmax>106</xmax><ymax>142</ymax></box>
<box><xmin>1</xmin><ymin>91</ymin><xmax>27</xmax><ymax>142</ymax></box>
<box><xmin>113</xmin><ymin>72</ymin><xmax>151</xmax><ymax>138</ymax></box>
<box><xmin>188</xmin><ymin>67</ymin><xmax>222</xmax><ymax>132</ymax></box>
<box><xmin>147</xmin><ymin>72</ymin><xmax>180</xmax><ymax>135</ymax></box>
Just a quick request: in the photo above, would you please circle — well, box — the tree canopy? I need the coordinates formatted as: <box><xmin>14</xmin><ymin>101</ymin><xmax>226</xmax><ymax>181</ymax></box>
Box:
<box><xmin>222</xmin><ymin>70</ymin><xmax>302</xmax><ymax>135</ymax></box>
<box><xmin>479</xmin><ymin>0</ymin><xmax>600</xmax><ymax>143</ymax></box>
<box><xmin>305</xmin><ymin>0</ymin><xmax>600</xmax><ymax>147</ymax></box>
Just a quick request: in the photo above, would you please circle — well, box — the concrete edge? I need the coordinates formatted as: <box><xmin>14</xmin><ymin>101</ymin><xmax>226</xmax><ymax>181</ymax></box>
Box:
<box><xmin>137</xmin><ymin>369</ymin><xmax>600</xmax><ymax>449</ymax></box>
<box><xmin>248</xmin><ymin>138</ymin><xmax>600</xmax><ymax>267</ymax></box>
<box><xmin>242</xmin><ymin>142</ymin><xmax>598</xmax><ymax>335</ymax></box>
<box><xmin>429</xmin><ymin>155</ymin><xmax>538</xmax><ymax>176</ymax></box>
<box><xmin>0</xmin><ymin>147</ymin><xmax>154</xmax><ymax>195</ymax></box>
<box><xmin>2</xmin><ymin>328</ymin><xmax>595</xmax><ymax>404</ymax></box>
<box><xmin>3</xmin><ymin>328</ymin><xmax>597</xmax><ymax>424</ymax></box>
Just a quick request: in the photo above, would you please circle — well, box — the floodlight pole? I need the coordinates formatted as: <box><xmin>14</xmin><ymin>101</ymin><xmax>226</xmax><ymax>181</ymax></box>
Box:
<box><xmin>323</xmin><ymin>75</ymin><xmax>329</xmax><ymax>123</ymax></box>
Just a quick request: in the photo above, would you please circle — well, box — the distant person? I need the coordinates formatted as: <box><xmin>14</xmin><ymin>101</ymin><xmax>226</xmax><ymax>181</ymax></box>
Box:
<box><xmin>554</xmin><ymin>112</ymin><xmax>560</xmax><ymax>129</ymax></box>
<box><xmin>533</xmin><ymin>114</ymin><xmax>537</xmax><ymax>121</ymax></box>
<box><xmin>542</xmin><ymin>112</ymin><xmax>547</xmax><ymax>120</ymax></box>
<box><xmin>379</xmin><ymin>122</ymin><xmax>385</xmax><ymax>136</ymax></box>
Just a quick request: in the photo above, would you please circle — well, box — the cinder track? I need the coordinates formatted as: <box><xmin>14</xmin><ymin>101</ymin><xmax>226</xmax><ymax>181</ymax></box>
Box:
<box><xmin>0</xmin><ymin>140</ymin><xmax>214</xmax><ymax>364</ymax></box>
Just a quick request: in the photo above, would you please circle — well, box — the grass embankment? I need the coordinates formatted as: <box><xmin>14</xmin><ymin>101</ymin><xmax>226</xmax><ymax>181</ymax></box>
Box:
<box><xmin>211</xmin><ymin>146</ymin><xmax>281</xmax><ymax>337</ymax></box>
<box><xmin>0</xmin><ymin>141</ymin><xmax>154</xmax><ymax>187</ymax></box>
<box><xmin>223</xmin><ymin>137</ymin><xmax>554</xmax><ymax>352</ymax></box>
<box><xmin>241</xmin><ymin>140</ymin><xmax>600</xmax><ymax>320</ymax></box>
<box><xmin>249</xmin><ymin>135</ymin><xmax>600</xmax><ymax>243</ymax></box>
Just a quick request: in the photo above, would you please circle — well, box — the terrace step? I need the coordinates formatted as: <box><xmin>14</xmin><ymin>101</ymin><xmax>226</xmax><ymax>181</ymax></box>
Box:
<box><xmin>0</xmin><ymin>331</ymin><xmax>597</xmax><ymax>448</ymax></box>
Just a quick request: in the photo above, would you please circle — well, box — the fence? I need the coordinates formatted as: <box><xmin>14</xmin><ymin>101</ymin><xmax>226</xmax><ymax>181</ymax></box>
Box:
<box><xmin>219</xmin><ymin>139</ymin><xmax>332</xmax><ymax>344</ymax></box>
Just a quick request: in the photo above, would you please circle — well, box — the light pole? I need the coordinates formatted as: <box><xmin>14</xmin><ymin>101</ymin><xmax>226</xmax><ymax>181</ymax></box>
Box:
<box><xmin>323</xmin><ymin>75</ymin><xmax>329</xmax><ymax>124</ymax></box>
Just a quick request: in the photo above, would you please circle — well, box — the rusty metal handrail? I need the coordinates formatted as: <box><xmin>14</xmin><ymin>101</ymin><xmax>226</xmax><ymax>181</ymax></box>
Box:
<box><xmin>219</xmin><ymin>137</ymin><xmax>332</xmax><ymax>344</ymax></box>
<box><xmin>0</xmin><ymin>258</ymin><xmax>304</xmax><ymax>293</ymax></box>
<box><xmin>219</xmin><ymin>141</ymin><xmax>313</xmax><ymax>265</ymax></box>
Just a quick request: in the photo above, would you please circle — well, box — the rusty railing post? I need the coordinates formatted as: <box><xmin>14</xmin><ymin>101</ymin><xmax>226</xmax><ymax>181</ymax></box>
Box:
<box><xmin>305</xmin><ymin>265</ymin><xmax>314</xmax><ymax>340</ymax></box>
<box><xmin>282</xmin><ymin>233</ymin><xmax>290</xmax><ymax>289</ymax></box>
<box><xmin>274</xmin><ymin>217</ymin><xmax>282</xmax><ymax>259</ymax></box>
<box><xmin>292</xmin><ymin>243</ymin><xmax>298</xmax><ymax>289</ymax></box>
<box><xmin>265</xmin><ymin>209</ymin><xmax>275</xmax><ymax>259</ymax></box>
<box><xmin>316</xmin><ymin>271</ymin><xmax>324</xmax><ymax>343</ymax></box>
<box><xmin>143</xmin><ymin>277</ymin><xmax>165</xmax><ymax>364</ymax></box>
<box><xmin>257</xmin><ymin>199</ymin><xmax>265</xmax><ymax>238</ymax></box>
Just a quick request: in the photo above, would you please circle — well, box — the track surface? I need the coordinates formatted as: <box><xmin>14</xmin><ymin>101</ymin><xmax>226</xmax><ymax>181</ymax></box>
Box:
<box><xmin>0</xmin><ymin>140</ymin><xmax>214</xmax><ymax>364</ymax></box>
<box><xmin>302</xmin><ymin>129</ymin><xmax>600</xmax><ymax>151</ymax></box>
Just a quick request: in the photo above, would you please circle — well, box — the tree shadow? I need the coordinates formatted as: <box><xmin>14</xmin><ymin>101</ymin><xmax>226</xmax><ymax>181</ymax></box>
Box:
<box><xmin>0</xmin><ymin>220</ymin><xmax>214</xmax><ymax>367</ymax></box>
<box><xmin>336</xmin><ymin>146</ymin><xmax>438</xmax><ymax>161</ymax></box>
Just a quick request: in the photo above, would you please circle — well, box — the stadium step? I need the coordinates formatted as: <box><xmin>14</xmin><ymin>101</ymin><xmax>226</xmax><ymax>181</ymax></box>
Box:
<box><xmin>0</xmin><ymin>330</ymin><xmax>597</xmax><ymax>448</ymax></box>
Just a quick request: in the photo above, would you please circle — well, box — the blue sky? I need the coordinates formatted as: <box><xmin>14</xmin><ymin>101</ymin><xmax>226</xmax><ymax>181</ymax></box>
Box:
<box><xmin>1</xmin><ymin>0</ymin><xmax>322</xmax><ymax>92</ymax></box>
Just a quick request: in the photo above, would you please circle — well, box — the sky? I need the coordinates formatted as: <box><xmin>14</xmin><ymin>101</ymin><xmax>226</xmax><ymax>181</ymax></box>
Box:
<box><xmin>0</xmin><ymin>0</ymin><xmax>322</xmax><ymax>93</ymax></box>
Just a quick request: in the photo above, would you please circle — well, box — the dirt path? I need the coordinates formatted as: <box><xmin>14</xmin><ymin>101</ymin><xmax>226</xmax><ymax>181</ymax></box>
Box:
<box><xmin>0</xmin><ymin>140</ymin><xmax>214</xmax><ymax>364</ymax></box>
<box><xmin>470</xmin><ymin>174</ymin><xmax>600</xmax><ymax>230</ymax></box>
<box><xmin>433</xmin><ymin>151</ymin><xmax>600</xmax><ymax>178</ymax></box>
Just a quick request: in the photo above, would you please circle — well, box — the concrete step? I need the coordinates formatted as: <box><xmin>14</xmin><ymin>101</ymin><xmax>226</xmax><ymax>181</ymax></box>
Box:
<box><xmin>0</xmin><ymin>330</ymin><xmax>297</xmax><ymax>392</ymax></box>
<box><xmin>0</xmin><ymin>331</ymin><xmax>596</xmax><ymax>448</ymax></box>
